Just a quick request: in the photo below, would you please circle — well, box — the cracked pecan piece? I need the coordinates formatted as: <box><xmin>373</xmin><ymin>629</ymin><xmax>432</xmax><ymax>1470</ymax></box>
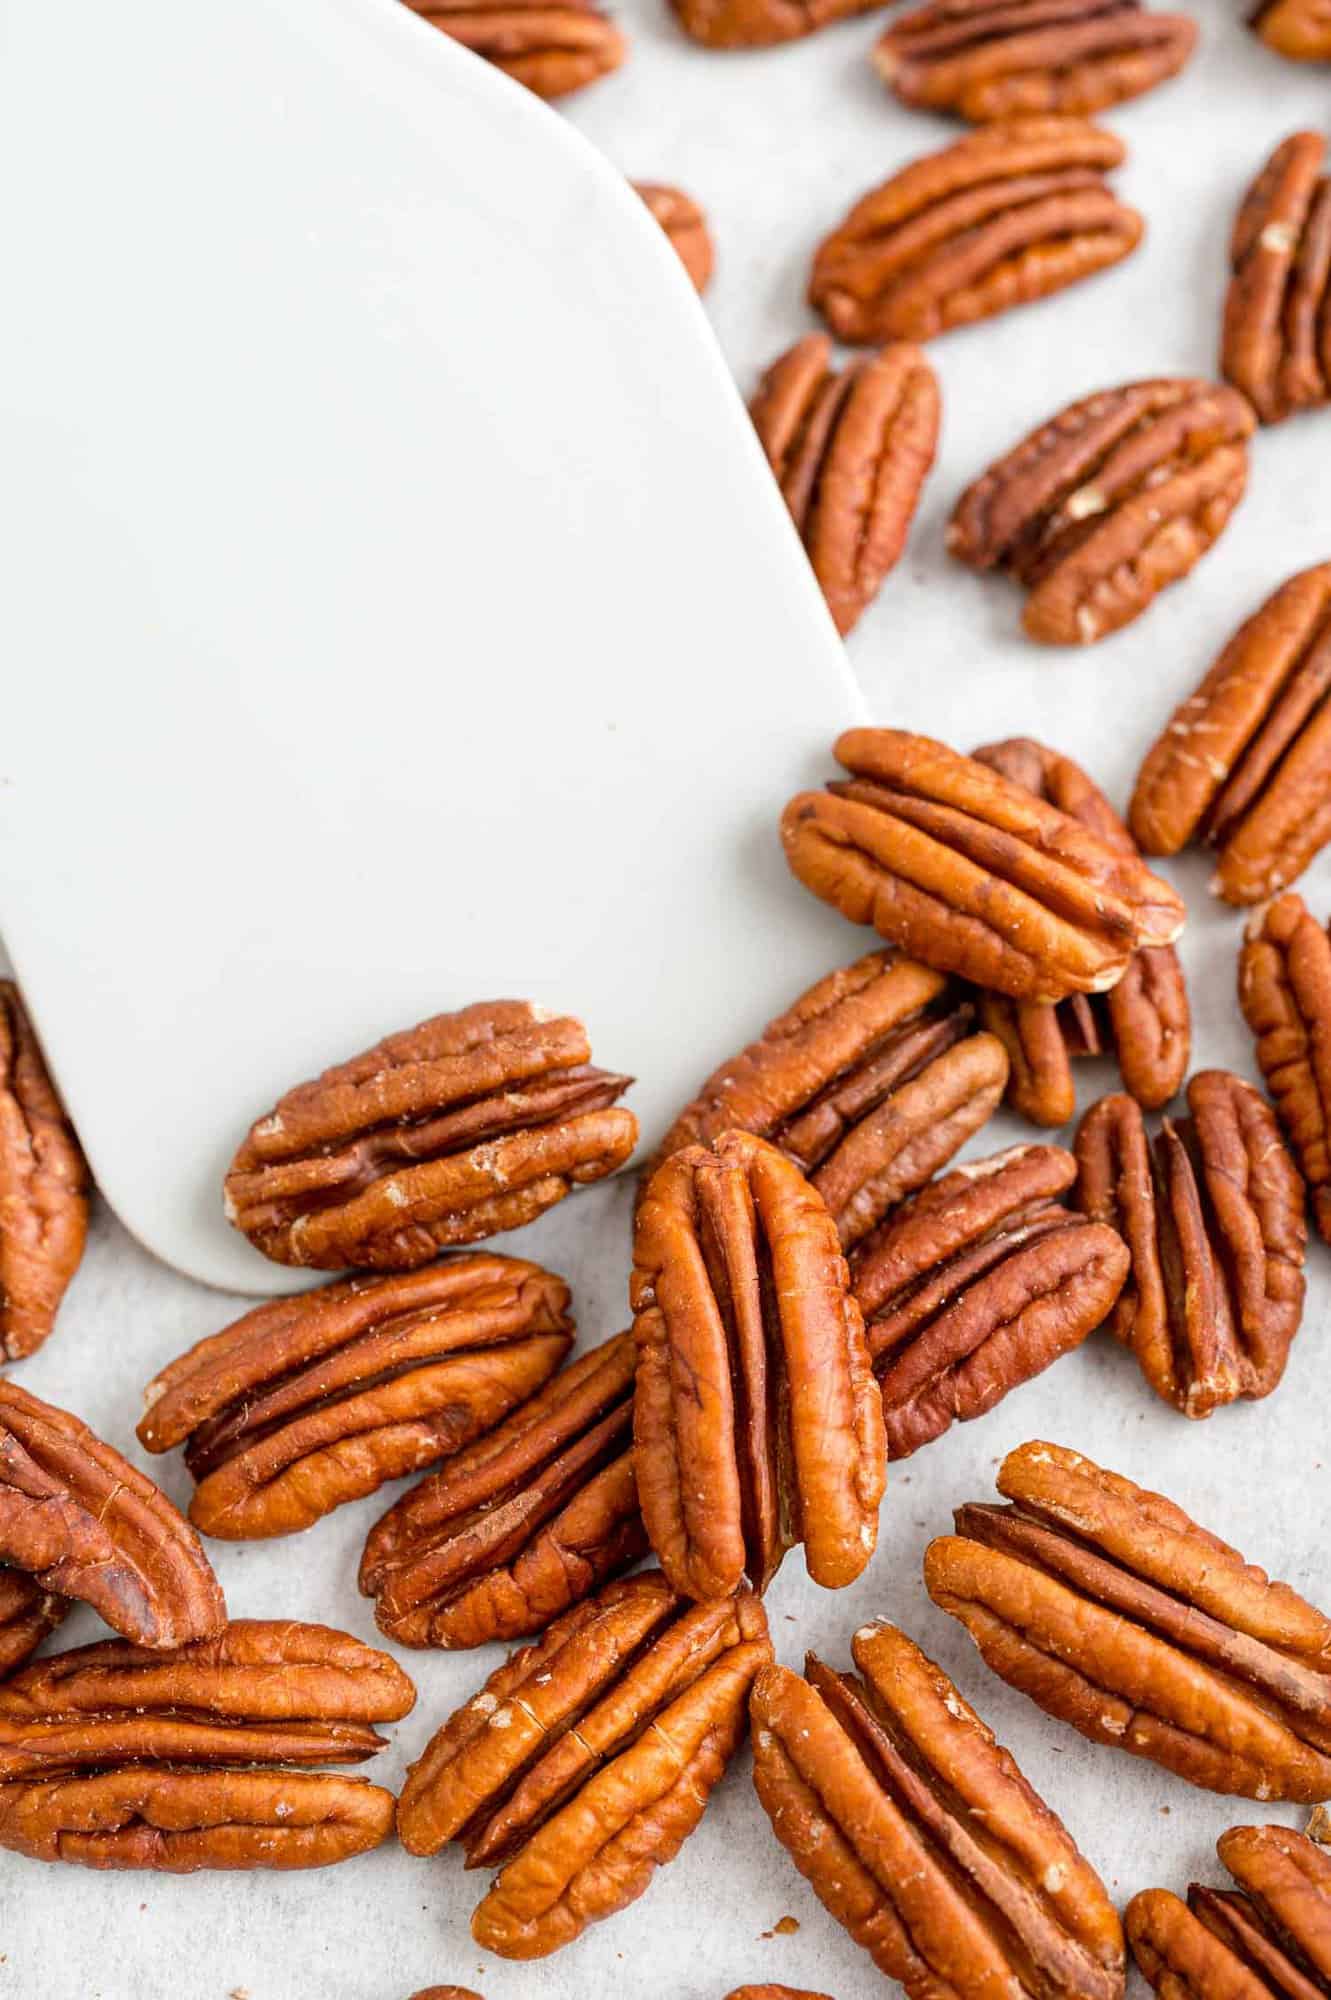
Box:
<box><xmin>633</xmin><ymin>183</ymin><xmax>714</xmax><ymax>292</ymax></box>
<box><xmin>811</xmin><ymin>118</ymin><xmax>1141</xmax><ymax>346</ymax></box>
<box><xmin>397</xmin><ymin>1569</ymin><xmax>771</xmax><ymax>1958</ymax></box>
<box><xmin>927</xmin><ymin>1440</ymin><xmax>1331</xmax><ymax>1799</ymax></box>
<box><xmin>750</xmin><ymin>1619</ymin><xmax>1125</xmax><ymax>1998</ymax></box>
<box><xmin>749</xmin><ymin>334</ymin><xmax>940</xmax><ymax>637</ymax></box>
<box><xmin>359</xmin><ymin>1329</ymin><xmax>645</xmax><ymax>1649</ymax></box>
<box><xmin>1252</xmin><ymin>0</ymin><xmax>1331</xmax><ymax>56</ymax></box>
<box><xmin>403</xmin><ymin>0</ymin><xmax>626</xmax><ymax>96</ymax></box>
<box><xmin>0</xmin><ymin>1571</ymin><xmax>68</xmax><ymax>1681</ymax></box>
<box><xmin>223</xmin><ymin>1000</ymin><xmax>636</xmax><ymax>1271</ymax></box>
<box><xmin>138</xmin><ymin>1254</ymin><xmax>573</xmax><ymax>1539</ymax></box>
<box><xmin>1240</xmin><ymin>893</ymin><xmax>1331</xmax><ymax>1240</ymax></box>
<box><xmin>949</xmin><ymin>377</ymin><xmax>1255</xmax><ymax>643</ymax></box>
<box><xmin>0</xmin><ymin>982</ymin><xmax>88</xmax><ymax>1362</ymax></box>
<box><xmin>781</xmin><ymin>728</ymin><xmax>1186</xmax><ymax>1002</ymax></box>
<box><xmin>1223</xmin><ymin>134</ymin><xmax>1331</xmax><ymax>424</ymax></box>
<box><xmin>1128</xmin><ymin>1824</ymin><xmax>1331</xmax><ymax>1997</ymax></box>
<box><xmin>631</xmin><ymin>1130</ymin><xmax>885</xmax><ymax>1600</ymax></box>
<box><xmin>669</xmin><ymin>0</ymin><xmax>882</xmax><ymax>47</ymax></box>
<box><xmin>853</xmin><ymin>1143</ymin><xmax>1129</xmax><ymax>1456</ymax></box>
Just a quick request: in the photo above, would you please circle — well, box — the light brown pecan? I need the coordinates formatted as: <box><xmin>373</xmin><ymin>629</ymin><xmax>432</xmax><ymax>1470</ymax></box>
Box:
<box><xmin>631</xmin><ymin>1130</ymin><xmax>885</xmax><ymax>1600</ymax></box>
<box><xmin>1222</xmin><ymin>134</ymin><xmax>1331</xmax><ymax>425</ymax></box>
<box><xmin>1251</xmin><ymin>0</ymin><xmax>1331</xmax><ymax>57</ymax></box>
<box><xmin>811</xmin><ymin>118</ymin><xmax>1141</xmax><ymax>346</ymax></box>
<box><xmin>749</xmin><ymin>334</ymin><xmax>939</xmax><ymax>636</ymax></box>
<box><xmin>0</xmin><ymin>982</ymin><xmax>88</xmax><ymax>1362</ymax></box>
<box><xmin>397</xmin><ymin>1570</ymin><xmax>772</xmax><ymax>1958</ymax></box>
<box><xmin>403</xmin><ymin>0</ymin><xmax>626</xmax><ymax>96</ymax></box>
<box><xmin>1128</xmin><ymin>1824</ymin><xmax>1331</xmax><ymax>1997</ymax></box>
<box><xmin>781</xmin><ymin>728</ymin><xmax>1186</xmax><ymax>1002</ymax></box>
<box><xmin>853</xmin><ymin>1143</ymin><xmax>1128</xmax><ymax>1456</ymax></box>
<box><xmin>1127</xmin><ymin>1889</ymin><xmax>1274</xmax><ymax>1998</ymax></box>
<box><xmin>223</xmin><ymin>1001</ymin><xmax>636</xmax><ymax>1271</ymax></box>
<box><xmin>669</xmin><ymin>0</ymin><xmax>882</xmax><ymax>47</ymax></box>
<box><xmin>948</xmin><ymin>377</ymin><xmax>1255</xmax><ymax>644</ymax></box>
<box><xmin>138</xmin><ymin>1254</ymin><xmax>572</xmax><ymax>1540</ymax></box>
<box><xmin>1240</xmin><ymin>893</ymin><xmax>1331</xmax><ymax>1240</ymax></box>
<box><xmin>750</xmin><ymin>1620</ymin><xmax>1125</xmax><ymax>1998</ymax></box>
<box><xmin>0</xmin><ymin>1571</ymin><xmax>68</xmax><ymax>1681</ymax></box>
<box><xmin>927</xmin><ymin>1440</ymin><xmax>1331</xmax><ymax>1799</ymax></box>
<box><xmin>359</xmin><ymin>1329</ymin><xmax>645</xmax><ymax>1649</ymax></box>
<box><xmin>633</xmin><ymin>183</ymin><xmax>714</xmax><ymax>292</ymax></box>
<box><xmin>1129</xmin><ymin>563</ymin><xmax>1331</xmax><ymax>904</ymax></box>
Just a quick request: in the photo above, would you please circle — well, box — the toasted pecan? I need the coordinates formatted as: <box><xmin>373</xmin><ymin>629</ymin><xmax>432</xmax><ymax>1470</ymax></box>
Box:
<box><xmin>669</xmin><ymin>0</ymin><xmax>882</xmax><ymax>46</ymax></box>
<box><xmin>634</xmin><ymin>183</ymin><xmax>714</xmax><ymax>291</ymax></box>
<box><xmin>1222</xmin><ymin>133</ymin><xmax>1331</xmax><ymax>424</ymax></box>
<box><xmin>403</xmin><ymin>0</ymin><xmax>626</xmax><ymax>95</ymax></box>
<box><xmin>0</xmin><ymin>983</ymin><xmax>88</xmax><ymax>1361</ymax></box>
<box><xmin>0</xmin><ymin>1571</ymin><xmax>68</xmax><ymax>1681</ymax></box>
<box><xmin>1128</xmin><ymin>1823</ymin><xmax>1331</xmax><ymax>1996</ymax></box>
<box><xmin>1240</xmin><ymin>892</ymin><xmax>1331</xmax><ymax>1239</ymax></box>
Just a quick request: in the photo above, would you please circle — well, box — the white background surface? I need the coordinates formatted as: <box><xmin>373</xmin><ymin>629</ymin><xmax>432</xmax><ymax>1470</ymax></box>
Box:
<box><xmin>5</xmin><ymin>1</ymin><xmax>1331</xmax><ymax>1996</ymax></box>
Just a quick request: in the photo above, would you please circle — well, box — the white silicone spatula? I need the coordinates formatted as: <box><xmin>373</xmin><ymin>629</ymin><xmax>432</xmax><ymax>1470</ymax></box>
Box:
<box><xmin>0</xmin><ymin>0</ymin><xmax>865</xmax><ymax>1294</ymax></box>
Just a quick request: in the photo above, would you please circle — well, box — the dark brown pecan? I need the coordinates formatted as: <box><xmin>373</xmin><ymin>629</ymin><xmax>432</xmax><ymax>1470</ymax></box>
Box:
<box><xmin>750</xmin><ymin>1620</ymin><xmax>1125</xmax><ymax>1998</ymax></box>
<box><xmin>359</xmin><ymin>1329</ymin><xmax>645</xmax><ymax>1649</ymax></box>
<box><xmin>927</xmin><ymin>1440</ymin><xmax>1331</xmax><ymax>1799</ymax></box>
<box><xmin>1128</xmin><ymin>1824</ymin><xmax>1331</xmax><ymax>1997</ymax></box>
<box><xmin>633</xmin><ymin>183</ymin><xmax>714</xmax><ymax>292</ymax></box>
<box><xmin>223</xmin><ymin>1000</ymin><xmax>636</xmax><ymax>1270</ymax></box>
<box><xmin>811</xmin><ymin>118</ymin><xmax>1141</xmax><ymax>346</ymax></box>
<box><xmin>852</xmin><ymin>1143</ymin><xmax>1128</xmax><ymax>1455</ymax></box>
<box><xmin>403</xmin><ymin>0</ymin><xmax>626</xmax><ymax>96</ymax></box>
<box><xmin>1075</xmin><ymin>1072</ymin><xmax>1307</xmax><ymax>1415</ymax></box>
<box><xmin>669</xmin><ymin>0</ymin><xmax>882</xmax><ymax>47</ymax></box>
<box><xmin>0</xmin><ymin>982</ymin><xmax>88</xmax><ymax>1362</ymax></box>
<box><xmin>1240</xmin><ymin>893</ymin><xmax>1331</xmax><ymax>1240</ymax></box>
<box><xmin>1129</xmin><ymin>563</ymin><xmax>1331</xmax><ymax>904</ymax></box>
<box><xmin>1223</xmin><ymin>133</ymin><xmax>1331</xmax><ymax>423</ymax></box>
<box><xmin>0</xmin><ymin>1571</ymin><xmax>68</xmax><ymax>1680</ymax></box>
<box><xmin>1251</xmin><ymin>0</ymin><xmax>1331</xmax><ymax>57</ymax></box>
<box><xmin>949</xmin><ymin>377</ymin><xmax>1255</xmax><ymax>644</ymax></box>
<box><xmin>631</xmin><ymin>1130</ymin><xmax>885</xmax><ymax>1600</ymax></box>
<box><xmin>749</xmin><ymin>334</ymin><xmax>940</xmax><ymax>636</ymax></box>
<box><xmin>397</xmin><ymin>1570</ymin><xmax>772</xmax><ymax>1958</ymax></box>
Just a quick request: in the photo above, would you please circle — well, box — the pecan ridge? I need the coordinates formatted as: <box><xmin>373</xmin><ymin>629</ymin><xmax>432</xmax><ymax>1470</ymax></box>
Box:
<box><xmin>1127</xmin><ymin>1823</ymin><xmax>1331</xmax><ymax>1997</ymax></box>
<box><xmin>1222</xmin><ymin>133</ymin><xmax>1331</xmax><ymax>425</ymax></box>
<box><xmin>0</xmin><ymin>1571</ymin><xmax>69</xmax><ymax>1682</ymax></box>
<box><xmin>0</xmin><ymin>982</ymin><xmax>88</xmax><ymax>1362</ymax></box>
<box><xmin>1240</xmin><ymin>891</ymin><xmax>1331</xmax><ymax>1241</ymax></box>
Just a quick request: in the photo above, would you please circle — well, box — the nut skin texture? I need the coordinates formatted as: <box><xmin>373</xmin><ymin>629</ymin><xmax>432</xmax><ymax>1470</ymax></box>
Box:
<box><xmin>749</xmin><ymin>334</ymin><xmax>940</xmax><ymax>637</ymax></box>
<box><xmin>1127</xmin><ymin>1824</ymin><xmax>1331</xmax><ymax>1997</ymax></box>
<box><xmin>0</xmin><ymin>982</ymin><xmax>88</xmax><ymax>1362</ymax></box>
<box><xmin>359</xmin><ymin>1329</ymin><xmax>646</xmax><ymax>1649</ymax></box>
<box><xmin>631</xmin><ymin>1131</ymin><xmax>885</xmax><ymax>1602</ymax></box>
<box><xmin>749</xmin><ymin>1621</ymin><xmax>1125</xmax><ymax>1998</ymax></box>
<box><xmin>1129</xmin><ymin>564</ymin><xmax>1331</xmax><ymax>905</ymax></box>
<box><xmin>1251</xmin><ymin>0</ymin><xmax>1331</xmax><ymax>57</ymax></box>
<box><xmin>396</xmin><ymin>1571</ymin><xmax>772</xmax><ymax>1959</ymax></box>
<box><xmin>871</xmin><ymin>0</ymin><xmax>1198</xmax><ymax>121</ymax></box>
<box><xmin>781</xmin><ymin>728</ymin><xmax>1186</xmax><ymax>1002</ymax></box>
<box><xmin>402</xmin><ymin>0</ymin><xmax>626</xmax><ymax>97</ymax></box>
<box><xmin>949</xmin><ymin>377</ymin><xmax>1255</xmax><ymax>645</ymax></box>
<box><xmin>927</xmin><ymin>1440</ymin><xmax>1331</xmax><ymax>1800</ymax></box>
<box><xmin>1223</xmin><ymin>133</ymin><xmax>1331</xmax><ymax>422</ymax></box>
<box><xmin>633</xmin><ymin>183</ymin><xmax>714</xmax><ymax>291</ymax></box>
<box><xmin>223</xmin><ymin>1000</ymin><xmax>636</xmax><ymax>1271</ymax></box>
<box><xmin>669</xmin><ymin>0</ymin><xmax>882</xmax><ymax>48</ymax></box>
<box><xmin>1240</xmin><ymin>893</ymin><xmax>1331</xmax><ymax>1240</ymax></box>
<box><xmin>810</xmin><ymin>118</ymin><xmax>1142</xmax><ymax>346</ymax></box>
<box><xmin>138</xmin><ymin>1255</ymin><xmax>573</xmax><ymax>1541</ymax></box>
<box><xmin>0</xmin><ymin>1571</ymin><xmax>68</xmax><ymax>1681</ymax></box>
<box><xmin>853</xmin><ymin>1143</ymin><xmax>1130</xmax><ymax>1457</ymax></box>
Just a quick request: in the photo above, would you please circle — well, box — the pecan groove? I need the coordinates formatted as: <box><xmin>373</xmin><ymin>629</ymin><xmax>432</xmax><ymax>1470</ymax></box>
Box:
<box><xmin>634</xmin><ymin>183</ymin><xmax>714</xmax><ymax>292</ymax></box>
<box><xmin>1240</xmin><ymin>893</ymin><xmax>1331</xmax><ymax>1239</ymax></box>
<box><xmin>0</xmin><ymin>1571</ymin><xmax>68</xmax><ymax>1681</ymax></box>
<box><xmin>1223</xmin><ymin>134</ymin><xmax>1331</xmax><ymax>425</ymax></box>
<box><xmin>1128</xmin><ymin>1824</ymin><xmax>1331</xmax><ymax>1997</ymax></box>
<box><xmin>0</xmin><ymin>982</ymin><xmax>88</xmax><ymax>1361</ymax></box>
<box><xmin>1251</xmin><ymin>0</ymin><xmax>1331</xmax><ymax>57</ymax></box>
<box><xmin>403</xmin><ymin>0</ymin><xmax>626</xmax><ymax>96</ymax></box>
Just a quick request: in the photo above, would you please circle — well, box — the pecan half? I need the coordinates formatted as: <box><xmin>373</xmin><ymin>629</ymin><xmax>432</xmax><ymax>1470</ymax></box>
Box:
<box><xmin>408</xmin><ymin>1990</ymin><xmax>485</xmax><ymax>2000</ymax></box>
<box><xmin>927</xmin><ymin>1440</ymin><xmax>1331</xmax><ymax>1799</ymax></box>
<box><xmin>223</xmin><ymin>1001</ymin><xmax>636</xmax><ymax>1270</ymax></box>
<box><xmin>871</xmin><ymin>0</ymin><xmax>1197</xmax><ymax>120</ymax></box>
<box><xmin>1223</xmin><ymin>134</ymin><xmax>1331</xmax><ymax>424</ymax></box>
<box><xmin>631</xmin><ymin>1130</ymin><xmax>885</xmax><ymax>1600</ymax></box>
<box><xmin>359</xmin><ymin>1329</ymin><xmax>645</xmax><ymax>1648</ymax></box>
<box><xmin>0</xmin><ymin>1571</ymin><xmax>68</xmax><ymax>1680</ymax></box>
<box><xmin>781</xmin><ymin>729</ymin><xmax>1186</xmax><ymax>1001</ymax></box>
<box><xmin>726</xmin><ymin>1990</ymin><xmax>835</xmax><ymax>2000</ymax></box>
<box><xmin>1240</xmin><ymin>893</ymin><xmax>1331</xmax><ymax>1240</ymax></box>
<box><xmin>403</xmin><ymin>0</ymin><xmax>626</xmax><ymax>96</ymax></box>
<box><xmin>811</xmin><ymin>118</ymin><xmax>1142</xmax><ymax>346</ymax></box>
<box><xmin>1251</xmin><ymin>0</ymin><xmax>1331</xmax><ymax>57</ymax></box>
<box><xmin>634</xmin><ymin>183</ymin><xmax>713</xmax><ymax>292</ymax></box>
<box><xmin>1133</xmin><ymin>562</ymin><xmax>1331</xmax><ymax>903</ymax></box>
<box><xmin>948</xmin><ymin>377</ymin><xmax>1255</xmax><ymax>643</ymax></box>
<box><xmin>1128</xmin><ymin>1824</ymin><xmax>1331</xmax><ymax>1997</ymax></box>
<box><xmin>0</xmin><ymin>982</ymin><xmax>88</xmax><ymax>1362</ymax></box>
<box><xmin>749</xmin><ymin>334</ymin><xmax>940</xmax><ymax>636</ymax></box>
<box><xmin>138</xmin><ymin>1254</ymin><xmax>573</xmax><ymax>1539</ymax></box>
<box><xmin>396</xmin><ymin>1570</ymin><xmax>771</xmax><ymax>1958</ymax></box>
<box><xmin>669</xmin><ymin>0</ymin><xmax>882</xmax><ymax>48</ymax></box>
<box><xmin>853</xmin><ymin>1143</ymin><xmax>1128</xmax><ymax>1456</ymax></box>
<box><xmin>750</xmin><ymin>1619</ymin><xmax>1125</xmax><ymax>1998</ymax></box>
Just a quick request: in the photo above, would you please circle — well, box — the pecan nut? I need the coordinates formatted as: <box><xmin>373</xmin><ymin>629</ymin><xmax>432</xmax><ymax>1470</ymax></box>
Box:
<box><xmin>633</xmin><ymin>183</ymin><xmax>714</xmax><ymax>292</ymax></box>
<box><xmin>948</xmin><ymin>377</ymin><xmax>1255</xmax><ymax>643</ymax></box>
<box><xmin>408</xmin><ymin>1990</ymin><xmax>485</xmax><ymax>2000</ymax></box>
<box><xmin>1240</xmin><ymin>892</ymin><xmax>1331</xmax><ymax>1240</ymax></box>
<box><xmin>725</xmin><ymin>1990</ymin><xmax>835</xmax><ymax>1999</ymax></box>
<box><xmin>1251</xmin><ymin>0</ymin><xmax>1331</xmax><ymax>57</ymax></box>
<box><xmin>1128</xmin><ymin>563</ymin><xmax>1331</xmax><ymax>904</ymax></box>
<box><xmin>749</xmin><ymin>334</ymin><xmax>940</xmax><ymax>636</ymax></box>
<box><xmin>1128</xmin><ymin>1824</ymin><xmax>1331</xmax><ymax>1997</ymax></box>
<box><xmin>927</xmin><ymin>1440</ymin><xmax>1331</xmax><ymax>1799</ymax></box>
<box><xmin>780</xmin><ymin>728</ymin><xmax>1186</xmax><ymax>1001</ymax></box>
<box><xmin>403</xmin><ymin>0</ymin><xmax>626</xmax><ymax>96</ymax></box>
<box><xmin>223</xmin><ymin>1000</ymin><xmax>636</xmax><ymax>1270</ymax></box>
<box><xmin>0</xmin><ymin>982</ymin><xmax>88</xmax><ymax>1361</ymax></box>
<box><xmin>0</xmin><ymin>1571</ymin><xmax>68</xmax><ymax>1681</ymax></box>
<box><xmin>871</xmin><ymin>0</ymin><xmax>1198</xmax><ymax>120</ymax></box>
<box><xmin>396</xmin><ymin>1570</ymin><xmax>772</xmax><ymax>1958</ymax></box>
<box><xmin>749</xmin><ymin>1619</ymin><xmax>1125</xmax><ymax>1998</ymax></box>
<box><xmin>668</xmin><ymin>0</ymin><xmax>881</xmax><ymax>48</ymax></box>
<box><xmin>138</xmin><ymin>1254</ymin><xmax>573</xmax><ymax>1539</ymax></box>
<box><xmin>359</xmin><ymin>1329</ymin><xmax>645</xmax><ymax>1649</ymax></box>
<box><xmin>631</xmin><ymin>1130</ymin><xmax>885</xmax><ymax>1600</ymax></box>
<box><xmin>1223</xmin><ymin>133</ymin><xmax>1331</xmax><ymax>424</ymax></box>
<box><xmin>810</xmin><ymin>118</ymin><xmax>1142</xmax><ymax>346</ymax></box>
<box><xmin>853</xmin><ymin>1143</ymin><xmax>1129</xmax><ymax>1456</ymax></box>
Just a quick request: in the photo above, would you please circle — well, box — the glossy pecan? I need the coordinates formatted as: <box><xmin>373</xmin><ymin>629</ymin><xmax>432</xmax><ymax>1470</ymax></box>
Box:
<box><xmin>223</xmin><ymin>1001</ymin><xmax>636</xmax><ymax>1270</ymax></box>
<box><xmin>1251</xmin><ymin>0</ymin><xmax>1331</xmax><ymax>57</ymax></box>
<box><xmin>138</xmin><ymin>1254</ymin><xmax>573</xmax><ymax>1539</ymax></box>
<box><xmin>1128</xmin><ymin>1824</ymin><xmax>1331</xmax><ymax>1997</ymax></box>
<box><xmin>927</xmin><ymin>1440</ymin><xmax>1331</xmax><ymax>1799</ymax></box>
<box><xmin>1130</xmin><ymin>564</ymin><xmax>1331</xmax><ymax>903</ymax></box>
<box><xmin>0</xmin><ymin>1571</ymin><xmax>68</xmax><ymax>1681</ymax></box>
<box><xmin>396</xmin><ymin>1570</ymin><xmax>771</xmax><ymax>1958</ymax></box>
<box><xmin>0</xmin><ymin>982</ymin><xmax>88</xmax><ymax>1362</ymax></box>
<box><xmin>853</xmin><ymin>1143</ymin><xmax>1128</xmax><ymax>1456</ymax></box>
<box><xmin>749</xmin><ymin>334</ymin><xmax>940</xmax><ymax>637</ymax></box>
<box><xmin>359</xmin><ymin>1329</ymin><xmax>645</xmax><ymax>1648</ymax></box>
<box><xmin>949</xmin><ymin>377</ymin><xmax>1255</xmax><ymax>643</ymax></box>
<box><xmin>1223</xmin><ymin>133</ymin><xmax>1331</xmax><ymax>424</ymax></box>
<box><xmin>634</xmin><ymin>183</ymin><xmax>714</xmax><ymax>292</ymax></box>
<box><xmin>811</xmin><ymin>118</ymin><xmax>1141</xmax><ymax>346</ymax></box>
<box><xmin>669</xmin><ymin>0</ymin><xmax>882</xmax><ymax>48</ymax></box>
<box><xmin>631</xmin><ymin>1130</ymin><xmax>885</xmax><ymax>1600</ymax></box>
<box><xmin>403</xmin><ymin>0</ymin><xmax>626</xmax><ymax>96</ymax></box>
<box><xmin>750</xmin><ymin>1619</ymin><xmax>1125</xmax><ymax>1998</ymax></box>
<box><xmin>1240</xmin><ymin>893</ymin><xmax>1331</xmax><ymax>1240</ymax></box>
<box><xmin>781</xmin><ymin>729</ymin><xmax>1186</xmax><ymax>1002</ymax></box>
